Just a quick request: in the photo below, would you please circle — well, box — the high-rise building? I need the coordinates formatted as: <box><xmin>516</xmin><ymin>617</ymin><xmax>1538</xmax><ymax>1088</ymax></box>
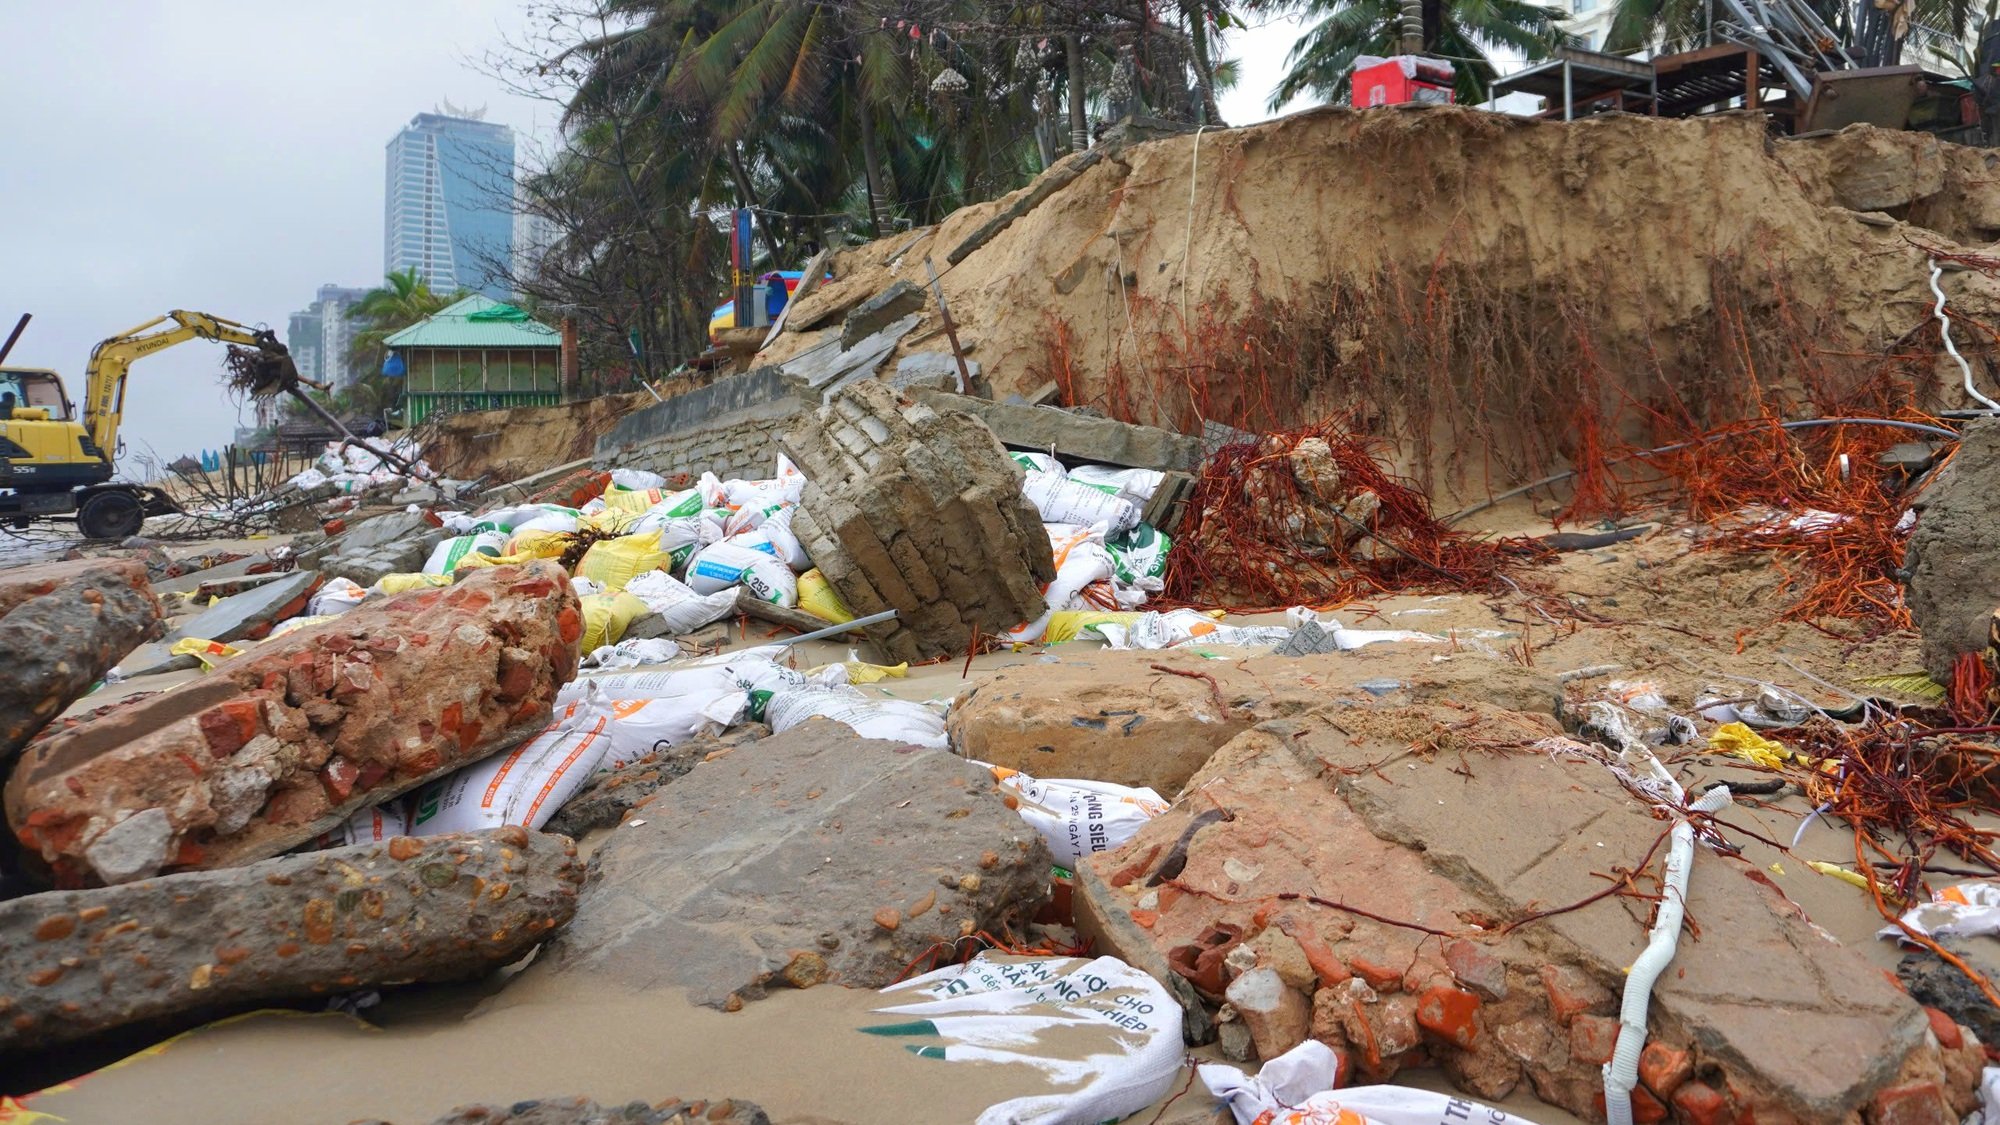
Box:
<box><xmin>286</xmin><ymin>309</ymin><xmax>323</xmax><ymax>388</ymax></box>
<box><xmin>315</xmin><ymin>284</ymin><xmax>371</xmax><ymax>387</ymax></box>
<box><xmin>384</xmin><ymin>110</ymin><xmax>516</xmax><ymax>300</ymax></box>
<box><xmin>513</xmin><ymin>210</ymin><xmax>558</xmax><ymax>288</ymax></box>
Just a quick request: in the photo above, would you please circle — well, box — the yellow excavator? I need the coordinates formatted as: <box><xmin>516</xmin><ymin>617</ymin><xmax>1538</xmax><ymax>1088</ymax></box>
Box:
<box><xmin>0</xmin><ymin>311</ymin><xmax>301</xmax><ymax>539</ymax></box>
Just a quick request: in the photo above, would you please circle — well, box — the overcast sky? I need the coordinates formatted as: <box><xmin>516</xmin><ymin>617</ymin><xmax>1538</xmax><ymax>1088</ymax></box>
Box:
<box><xmin>5</xmin><ymin>3</ymin><xmax>1313</xmax><ymax>467</ymax></box>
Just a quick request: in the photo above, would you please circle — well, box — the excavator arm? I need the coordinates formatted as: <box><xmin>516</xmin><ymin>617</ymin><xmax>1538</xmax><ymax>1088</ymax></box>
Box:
<box><xmin>82</xmin><ymin>310</ymin><xmax>291</xmax><ymax>458</ymax></box>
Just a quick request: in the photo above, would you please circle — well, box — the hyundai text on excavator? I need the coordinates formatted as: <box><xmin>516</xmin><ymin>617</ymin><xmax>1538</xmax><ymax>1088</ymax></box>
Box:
<box><xmin>0</xmin><ymin>311</ymin><xmax>301</xmax><ymax>540</ymax></box>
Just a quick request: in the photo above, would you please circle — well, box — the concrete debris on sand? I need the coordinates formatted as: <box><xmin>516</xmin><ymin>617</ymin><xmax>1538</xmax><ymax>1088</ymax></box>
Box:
<box><xmin>376</xmin><ymin>1096</ymin><xmax>769</xmax><ymax>1125</ymax></box>
<box><xmin>0</xmin><ymin>558</ymin><xmax>163</xmax><ymax>765</ymax></box>
<box><xmin>948</xmin><ymin>648</ymin><xmax>1560</xmax><ymax>795</ymax></box>
<box><xmin>780</xmin><ymin>381</ymin><xmax>1055</xmax><ymax>663</ymax></box>
<box><xmin>6</xmin><ymin>561</ymin><xmax>579</xmax><ymax>886</ymax></box>
<box><xmin>1076</xmin><ymin>702</ymin><xmax>1987</xmax><ymax>1122</ymax></box>
<box><xmin>542</xmin><ymin>723</ymin><xmax>768</xmax><ymax>839</ymax></box>
<box><xmin>539</xmin><ymin>718</ymin><xmax>1049</xmax><ymax>1008</ymax></box>
<box><xmin>0</xmin><ymin>826</ymin><xmax>581</xmax><ymax>1053</ymax></box>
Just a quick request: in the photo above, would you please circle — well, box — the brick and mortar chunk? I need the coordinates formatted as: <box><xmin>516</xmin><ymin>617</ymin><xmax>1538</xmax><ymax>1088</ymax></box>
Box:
<box><xmin>0</xmin><ymin>558</ymin><xmax>163</xmax><ymax>764</ymax></box>
<box><xmin>6</xmin><ymin>561</ymin><xmax>581</xmax><ymax>887</ymax></box>
<box><xmin>0</xmin><ymin>826</ymin><xmax>582</xmax><ymax>1052</ymax></box>
<box><xmin>780</xmin><ymin>381</ymin><xmax>1054</xmax><ymax>664</ymax></box>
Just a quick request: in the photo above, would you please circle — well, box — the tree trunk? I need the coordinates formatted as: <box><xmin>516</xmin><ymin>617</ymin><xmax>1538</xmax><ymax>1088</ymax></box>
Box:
<box><xmin>857</xmin><ymin>105</ymin><xmax>888</xmax><ymax>236</ymax></box>
<box><xmin>1185</xmin><ymin>14</ymin><xmax>1224</xmax><ymax>126</ymax></box>
<box><xmin>1400</xmin><ymin>0</ymin><xmax>1425</xmax><ymax>53</ymax></box>
<box><xmin>1066</xmin><ymin>35</ymin><xmax>1089</xmax><ymax>151</ymax></box>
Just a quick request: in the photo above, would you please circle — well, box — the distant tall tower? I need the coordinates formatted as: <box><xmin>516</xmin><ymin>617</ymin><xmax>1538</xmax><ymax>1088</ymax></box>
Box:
<box><xmin>384</xmin><ymin>108</ymin><xmax>515</xmax><ymax>299</ymax></box>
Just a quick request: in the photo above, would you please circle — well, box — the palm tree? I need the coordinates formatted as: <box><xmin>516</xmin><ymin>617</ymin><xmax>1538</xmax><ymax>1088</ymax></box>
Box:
<box><xmin>1273</xmin><ymin>0</ymin><xmax>1571</xmax><ymax>106</ymax></box>
<box><xmin>345</xmin><ymin>268</ymin><xmax>459</xmax><ymax>380</ymax></box>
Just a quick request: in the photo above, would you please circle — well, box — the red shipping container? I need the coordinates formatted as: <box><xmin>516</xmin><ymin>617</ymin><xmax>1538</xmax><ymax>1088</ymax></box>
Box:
<box><xmin>1351</xmin><ymin>59</ymin><xmax>1455</xmax><ymax>107</ymax></box>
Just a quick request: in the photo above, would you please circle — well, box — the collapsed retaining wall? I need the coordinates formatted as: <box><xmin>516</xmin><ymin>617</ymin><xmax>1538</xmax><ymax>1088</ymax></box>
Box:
<box><xmin>594</xmin><ymin>369</ymin><xmax>802</xmax><ymax>481</ymax></box>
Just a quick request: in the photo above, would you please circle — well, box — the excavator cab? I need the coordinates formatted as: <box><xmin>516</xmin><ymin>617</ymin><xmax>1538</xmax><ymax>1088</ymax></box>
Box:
<box><xmin>0</xmin><ymin>368</ymin><xmax>76</xmax><ymax>421</ymax></box>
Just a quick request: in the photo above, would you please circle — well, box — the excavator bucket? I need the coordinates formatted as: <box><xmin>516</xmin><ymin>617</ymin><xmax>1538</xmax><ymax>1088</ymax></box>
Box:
<box><xmin>1798</xmin><ymin>66</ymin><xmax>1924</xmax><ymax>132</ymax></box>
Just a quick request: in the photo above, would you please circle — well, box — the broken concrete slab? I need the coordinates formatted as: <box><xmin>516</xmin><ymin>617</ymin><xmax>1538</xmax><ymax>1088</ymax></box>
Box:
<box><xmin>1905</xmin><ymin>417</ymin><xmax>2000</xmax><ymax>681</ymax></box>
<box><xmin>148</xmin><ymin>555</ymin><xmax>265</xmax><ymax>597</ymax></box>
<box><xmin>300</xmin><ymin>509</ymin><xmax>450</xmax><ymax>589</ymax></box>
<box><xmin>1075</xmin><ymin>702</ymin><xmax>1984</xmax><ymax>1122</ymax></box>
<box><xmin>0</xmin><ymin>827</ymin><xmax>581</xmax><ymax>1053</ymax></box>
<box><xmin>891</xmin><ymin>351</ymin><xmax>979</xmax><ymax>393</ymax></box>
<box><xmin>163</xmin><ymin>568</ymin><xmax>321</xmax><ymax>645</ymax></box>
<box><xmin>0</xmin><ymin>557</ymin><xmax>154</xmax><ymax>618</ymax></box>
<box><xmin>539</xmin><ymin>718</ymin><xmax>1049</xmax><ymax>1008</ymax></box>
<box><xmin>779</xmin><ymin>313</ymin><xmax>920</xmax><ymax>396</ymax></box>
<box><xmin>839</xmin><ymin>281</ymin><xmax>926</xmax><ymax>350</ymax></box>
<box><xmin>916</xmin><ymin>391</ymin><xmax>1204</xmax><ymax>470</ymax></box>
<box><xmin>945</xmin><ymin>148</ymin><xmax>1104</xmax><ymax>266</ymax></box>
<box><xmin>0</xmin><ymin>559</ymin><xmax>163</xmax><ymax>764</ymax></box>
<box><xmin>780</xmin><ymin>381</ymin><xmax>1055</xmax><ymax>664</ymax></box>
<box><xmin>947</xmin><ymin>648</ymin><xmax>1560</xmax><ymax>795</ymax></box>
<box><xmin>7</xmin><ymin>562</ymin><xmax>580</xmax><ymax>887</ymax></box>
<box><xmin>543</xmin><ymin>724</ymin><xmax>767</xmax><ymax>839</ymax></box>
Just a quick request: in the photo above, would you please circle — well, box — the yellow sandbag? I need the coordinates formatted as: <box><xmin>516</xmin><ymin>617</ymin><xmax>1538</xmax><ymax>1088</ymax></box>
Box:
<box><xmin>1707</xmin><ymin>722</ymin><xmax>1794</xmax><ymax>769</ymax></box>
<box><xmin>508</xmin><ymin>528</ymin><xmax>571</xmax><ymax>559</ymax></box>
<box><xmin>796</xmin><ymin>568</ymin><xmax>854</xmax><ymax>624</ymax></box>
<box><xmin>807</xmin><ymin>660</ymin><xmax>910</xmax><ymax>684</ymax></box>
<box><xmin>1042</xmin><ymin>610</ymin><xmax>1144</xmax><ymax>644</ymax></box>
<box><xmin>451</xmin><ymin>550</ymin><xmax>541</xmax><ymax>574</ymax></box>
<box><xmin>578</xmin><ymin>591</ymin><xmax>650</xmax><ymax>653</ymax></box>
<box><xmin>170</xmin><ymin>637</ymin><xmax>242</xmax><ymax>671</ymax></box>
<box><xmin>600</xmin><ymin>486</ymin><xmax>668</xmax><ymax>514</ymax></box>
<box><xmin>581</xmin><ymin>507</ymin><xmax>649</xmax><ymax>534</ymax></box>
<box><xmin>576</xmin><ymin>532</ymin><xmax>665</xmax><ymax>591</ymax></box>
<box><xmin>374</xmin><ymin>572</ymin><xmax>455</xmax><ymax>595</ymax></box>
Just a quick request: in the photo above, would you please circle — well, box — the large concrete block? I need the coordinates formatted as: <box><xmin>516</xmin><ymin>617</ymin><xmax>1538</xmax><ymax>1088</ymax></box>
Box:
<box><xmin>539</xmin><ymin>718</ymin><xmax>1049</xmax><ymax>1008</ymax></box>
<box><xmin>780</xmin><ymin>382</ymin><xmax>1055</xmax><ymax>663</ymax></box>
<box><xmin>0</xmin><ymin>827</ymin><xmax>581</xmax><ymax>1052</ymax></box>
<box><xmin>1076</xmin><ymin>702</ymin><xmax>1973</xmax><ymax>1120</ymax></box>
<box><xmin>0</xmin><ymin>558</ymin><xmax>163</xmax><ymax>764</ymax></box>
<box><xmin>916</xmin><ymin>391</ymin><xmax>1203</xmax><ymax>470</ymax></box>
<box><xmin>1905</xmin><ymin>417</ymin><xmax>2000</xmax><ymax>681</ymax></box>
<box><xmin>6</xmin><ymin>561</ymin><xmax>581</xmax><ymax>886</ymax></box>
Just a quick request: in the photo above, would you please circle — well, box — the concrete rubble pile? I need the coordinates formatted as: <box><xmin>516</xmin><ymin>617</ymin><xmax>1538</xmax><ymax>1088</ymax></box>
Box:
<box><xmin>7</xmin><ymin>335</ymin><xmax>2000</xmax><ymax>1125</ymax></box>
<box><xmin>7</xmin><ymin>561</ymin><xmax>580</xmax><ymax>885</ymax></box>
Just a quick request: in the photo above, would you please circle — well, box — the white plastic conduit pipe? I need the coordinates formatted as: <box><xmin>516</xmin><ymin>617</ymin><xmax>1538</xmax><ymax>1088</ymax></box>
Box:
<box><xmin>1602</xmin><ymin>782</ymin><xmax>1734</xmax><ymax>1125</ymax></box>
<box><xmin>1929</xmin><ymin>259</ymin><xmax>2000</xmax><ymax>412</ymax></box>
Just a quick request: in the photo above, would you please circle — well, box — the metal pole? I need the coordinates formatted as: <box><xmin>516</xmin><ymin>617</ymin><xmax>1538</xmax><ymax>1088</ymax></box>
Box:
<box><xmin>771</xmin><ymin>608</ymin><xmax>899</xmax><ymax>647</ymax></box>
<box><xmin>0</xmin><ymin>314</ymin><xmax>30</xmax><ymax>366</ymax></box>
<box><xmin>1564</xmin><ymin>60</ymin><xmax>1575</xmax><ymax>120</ymax></box>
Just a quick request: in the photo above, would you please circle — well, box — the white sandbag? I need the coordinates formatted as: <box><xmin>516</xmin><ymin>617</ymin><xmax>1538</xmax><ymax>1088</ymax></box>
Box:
<box><xmin>625</xmin><ymin>513</ymin><xmax>712</xmax><ymax>571</ymax></box>
<box><xmin>1201</xmin><ymin>1040</ymin><xmax>1547</xmax><ymax>1125</ymax></box>
<box><xmin>1284</xmin><ymin>607</ymin><xmax>1443</xmax><ymax>651</ymax></box>
<box><xmin>624</xmin><ymin>570</ymin><xmax>739</xmax><ymax>634</ymax></box>
<box><xmin>871</xmin><ymin>954</ymin><xmax>1184</xmax><ymax>1125</ymax></box>
<box><xmin>739</xmin><ymin>552</ymin><xmax>798</xmax><ymax>607</ymax></box>
<box><xmin>774</xmin><ymin>452</ymin><xmax>807</xmax><ymax>502</ymax></box>
<box><xmin>422</xmin><ymin>531</ymin><xmax>506</xmax><ymax>575</ymax></box>
<box><xmin>597</xmin><ymin>695</ymin><xmax>744</xmax><ymax>769</ymax></box>
<box><xmin>513</xmin><ymin>510</ymin><xmax>581</xmax><ymax>537</ymax></box>
<box><xmin>1010</xmin><ymin>451</ymin><xmax>1063</xmax><ymax>477</ymax></box>
<box><xmin>988</xmin><ymin>766</ymin><xmax>1168</xmax><ymax>870</ymax></box>
<box><xmin>580</xmin><ymin>637</ymin><xmax>682</xmax><ymax>671</ymax></box>
<box><xmin>1007</xmin><ymin>530</ymin><xmax>1117</xmax><ymax>644</ymax></box>
<box><xmin>609</xmin><ymin>467</ymin><xmax>667</xmax><ymax>491</ymax></box>
<box><xmin>1069</xmin><ymin>463</ymin><xmax>1167</xmax><ymax>506</ymax></box>
<box><xmin>1108</xmin><ymin>523</ymin><xmax>1171</xmax><ymax>588</ymax></box>
<box><xmin>288</xmin><ymin>467</ymin><xmax>329</xmax><ymax>491</ymax></box>
<box><xmin>320</xmin><ymin>802</ymin><xmax>409</xmax><ymax>848</ymax></box>
<box><xmin>569</xmin><ymin>646</ymin><xmax>806</xmax><ymax>722</ymax></box>
<box><xmin>1022</xmin><ymin>469</ymin><xmax>1140</xmax><ymax>533</ymax></box>
<box><xmin>1097</xmin><ymin>608</ymin><xmax>1292</xmax><ymax>650</ymax></box>
<box><xmin>308</xmin><ymin>576</ymin><xmax>368</xmax><ymax>617</ymax></box>
<box><xmin>408</xmin><ymin>695</ymin><xmax>614</xmax><ymax>834</ymax></box>
<box><xmin>765</xmin><ymin>685</ymin><xmax>947</xmax><ymax>748</ymax></box>
<box><xmin>685</xmin><ymin>540</ymin><xmax>772</xmax><ymax>594</ymax></box>
<box><xmin>760</xmin><ymin>505</ymin><xmax>812</xmax><ymax>571</ymax></box>
<box><xmin>723</xmin><ymin>500</ymin><xmax>785</xmax><ymax>537</ymax></box>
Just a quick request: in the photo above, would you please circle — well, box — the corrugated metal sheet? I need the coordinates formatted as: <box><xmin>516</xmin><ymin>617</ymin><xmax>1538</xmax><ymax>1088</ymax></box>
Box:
<box><xmin>385</xmin><ymin>295</ymin><xmax>560</xmax><ymax>349</ymax></box>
